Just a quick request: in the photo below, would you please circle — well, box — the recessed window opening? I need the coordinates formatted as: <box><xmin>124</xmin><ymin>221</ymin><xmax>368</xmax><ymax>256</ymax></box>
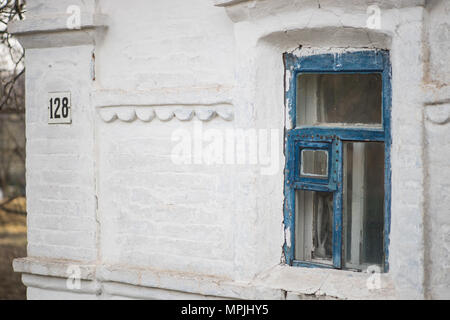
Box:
<box><xmin>284</xmin><ymin>51</ymin><xmax>391</xmax><ymax>273</ymax></box>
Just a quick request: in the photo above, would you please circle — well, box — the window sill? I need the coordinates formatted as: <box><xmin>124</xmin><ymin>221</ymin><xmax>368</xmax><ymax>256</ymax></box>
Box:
<box><xmin>13</xmin><ymin>257</ymin><xmax>397</xmax><ymax>299</ymax></box>
<box><xmin>252</xmin><ymin>264</ymin><xmax>397</xmax><ymax>300</ymax></box>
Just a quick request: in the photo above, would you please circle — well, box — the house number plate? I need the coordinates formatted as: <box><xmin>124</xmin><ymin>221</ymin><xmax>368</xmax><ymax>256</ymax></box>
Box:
<box><xmin>48</xmin><ymin>92</ymin><xmax>72</xmax><ymax>124</ymax></box>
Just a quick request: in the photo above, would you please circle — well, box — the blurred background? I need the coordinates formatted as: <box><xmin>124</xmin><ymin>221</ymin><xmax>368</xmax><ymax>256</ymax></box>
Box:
<box><xmin>0</xmin><ymin>0</ymin><xmax>26</xmax><ymax>300</ymax></box>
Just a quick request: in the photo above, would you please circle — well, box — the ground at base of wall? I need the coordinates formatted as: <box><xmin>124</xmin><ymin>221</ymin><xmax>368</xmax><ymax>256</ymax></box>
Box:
<box><xmin>0</xmin><ymin>244</ymin><xmax>26</xmax><ymax>299</ymax></box>
<box><xmin>0</xmin><ymin>198</ymin><xmax>27</xmax><ymax>300</ymax></box>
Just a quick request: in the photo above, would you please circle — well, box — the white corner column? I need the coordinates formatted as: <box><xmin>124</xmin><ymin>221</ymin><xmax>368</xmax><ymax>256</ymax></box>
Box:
<box><xmin>9</xmin><ymin>0</ymin><xmax>106</xmax><ymax>299</ymax></box>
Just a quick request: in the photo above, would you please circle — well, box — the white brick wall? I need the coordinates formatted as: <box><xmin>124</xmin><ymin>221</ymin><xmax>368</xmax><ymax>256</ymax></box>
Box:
<box><xmin>96</xmin><ymin>0</ymin><xmax>235</xmax><ymax>91</ymax></box>
<box><xmin>25</xmin><ymin>46</ymin><xmax>97</xmax><ymax>262</ymax></box>
<box><xmin>98</xmin><ymin>120</ymin><xmax>237</xmax><ymax>278</ymax></box>
<box><xmin>424</xmin><ymin>104</ymin><xmax>450</xmax><ymax>299</ymax></box>
<box><xmin>10</xmin><ymin>0</ymin><xmax>450</xmax><ymax>299</ymax></box>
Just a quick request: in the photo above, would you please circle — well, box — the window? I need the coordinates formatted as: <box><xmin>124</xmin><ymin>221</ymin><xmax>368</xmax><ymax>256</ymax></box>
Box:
<box><xmin>283</xmin><ymin>51</ymin><xmax>391</xmax><ymax>272</ymax></box>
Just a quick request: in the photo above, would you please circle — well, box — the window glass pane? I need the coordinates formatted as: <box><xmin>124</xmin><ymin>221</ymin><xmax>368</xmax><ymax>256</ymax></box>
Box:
<box><xmin>295</xmin><ymin>190</ymin><xmax>333</xmax><ymax>265</ymax></box>
<box><xmin>301</xmin><ymin>149</ymin><xmax>328</xmax><ymax>178</ymax></box>
<box><xmin>343</xmin><ymin>142</ymin><xmax>384</xmax><ymax>271</ymax></box>
<box><xmin>296</xmin><ymin>73</ymin><xmax>382</xmax><ymax>126</ymax></box>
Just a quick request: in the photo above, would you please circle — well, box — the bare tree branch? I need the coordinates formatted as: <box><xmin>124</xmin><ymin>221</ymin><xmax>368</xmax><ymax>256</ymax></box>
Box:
<box><xmin>0</xmin><ymin>1</ymin><xmax>26</xmax><ymax>206</ymax></box>
<box><xmin>0</xmin><ymin>0</ymin><xmax>25</xmax><ymax>113</ymax></box>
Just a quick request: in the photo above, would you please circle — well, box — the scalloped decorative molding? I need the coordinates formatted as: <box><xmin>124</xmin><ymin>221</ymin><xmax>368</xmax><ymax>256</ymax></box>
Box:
<box><xmin>94</xmin><ymin>88</ymin><xmax>234</xmax><ymax>123</ymax></box>
<box><xmin>425</xmin><ymin>103</ymin><xmax>450</xmax><ymax>125</ymax></box>
<box><xmin>97</xmin><ymin>105</ymin><xmax>234</xmax><ymax>123</ymax></box>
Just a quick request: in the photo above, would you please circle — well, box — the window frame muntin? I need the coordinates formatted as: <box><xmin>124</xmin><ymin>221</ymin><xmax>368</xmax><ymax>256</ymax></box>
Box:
<box><xmin>296</xmin><ymin>141</ymin><xmax>332</xmax><ymax>184</ymax></box>
<box><xmin>283</xmin><ymin>50</ymin><xmax>392</xmax><ymax>272</ymax></box>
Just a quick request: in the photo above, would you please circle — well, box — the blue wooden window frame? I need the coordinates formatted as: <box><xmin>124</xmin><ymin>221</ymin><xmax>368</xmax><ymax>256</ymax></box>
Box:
<box><xmin>283</xmin><ymin>50</ymin><xmax>392</xmax><ymax>272</ymax></box>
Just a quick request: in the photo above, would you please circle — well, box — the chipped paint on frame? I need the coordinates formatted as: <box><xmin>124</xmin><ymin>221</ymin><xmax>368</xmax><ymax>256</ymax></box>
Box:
<box><xmin>283</xmin><ymin>49</ymin><xmax>392</xmax><ymax>272</ymax></box>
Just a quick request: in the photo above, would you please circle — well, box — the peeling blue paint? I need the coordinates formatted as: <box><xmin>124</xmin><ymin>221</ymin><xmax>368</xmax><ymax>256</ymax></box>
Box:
<box><xmin>283</xmin><ymin>50</ymin><xmax>392</xmax><ymax>272</ymax></box>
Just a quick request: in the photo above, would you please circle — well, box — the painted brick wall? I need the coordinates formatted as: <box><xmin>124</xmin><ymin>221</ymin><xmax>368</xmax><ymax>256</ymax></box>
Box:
<box><xmin>25</xmin><ymin>46</ymin><xmax>97</xmax><ymax>262</ymax></box>
<box><xmin>96</xmin><ymin>0</ymin><xmax>235</xmax><ymax>91</ymax></box>
<box><xmin>11</xmin><ymin>0</ymin><xmax>450</xmax><ymax>300</ymax></box>
<box><xmin>424</xmin><ymin>107</ymin><xmax>450</xmax><ymax>299</ymax></box>
<box><xmin>98</xmin><ymin>120</ymin><xmax>238</xmax><ymax>278</ymax></box>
